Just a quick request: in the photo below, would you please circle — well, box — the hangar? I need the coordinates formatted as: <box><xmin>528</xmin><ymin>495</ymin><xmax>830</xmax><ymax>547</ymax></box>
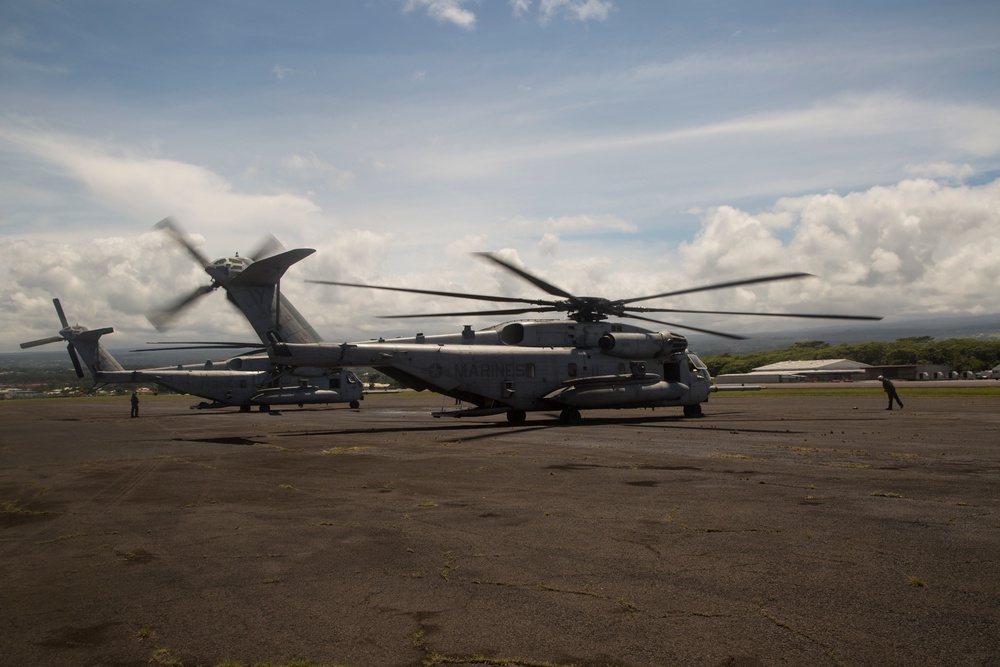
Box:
<box><xmin>715</xmin><ymin>359</ymin><xmax>955</xmax><ymax>384</ymax></box>
<box><xmin>715</xmin><ymin>359</ymin><xmax>871</xmax><ymax>384</ymax></box>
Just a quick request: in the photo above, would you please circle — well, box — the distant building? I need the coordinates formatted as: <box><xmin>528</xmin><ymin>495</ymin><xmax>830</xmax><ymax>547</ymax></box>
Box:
<box><xmin>870</xmin><ymin>364</ymin><xmax>951</xmax><ymax>381</ymax></box>
<box><xmin>716</xmin><ymin>359</ymin><xmax>871</xmax><ymax>384</ymax></box>
<box><xmin>716</xmin><ymin>359</ymin><xmax>954</xmax><ymax>384</ymax></box>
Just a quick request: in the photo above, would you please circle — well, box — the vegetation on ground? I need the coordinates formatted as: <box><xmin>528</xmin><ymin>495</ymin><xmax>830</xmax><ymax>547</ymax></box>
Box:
<box><xmin>702</xmin><ymin>336</ymin><xmax>1000</xmax><ymax>377</ymax></box>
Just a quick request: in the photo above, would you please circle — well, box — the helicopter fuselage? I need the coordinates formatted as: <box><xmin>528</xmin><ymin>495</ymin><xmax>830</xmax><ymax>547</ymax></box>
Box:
<box><xmin>94</xmin><ymin>361</ymin><xmax>364</xmax><ymax>411</ymax></box>
<box><xmin>271</xmin><ymin>319</ymin><xmax>714</xmax><ymax>423</ymax></box>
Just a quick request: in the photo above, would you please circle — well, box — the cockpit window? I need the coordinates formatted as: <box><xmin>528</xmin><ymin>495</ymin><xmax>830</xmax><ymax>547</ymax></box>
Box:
<box><xmin>687</xmin><ymin>353</ymin><xmax>708</xmax><ymax>370</ymax></box>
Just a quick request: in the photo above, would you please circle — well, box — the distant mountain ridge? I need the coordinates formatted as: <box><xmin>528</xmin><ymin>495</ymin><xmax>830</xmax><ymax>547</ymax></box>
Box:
<box><xmin>687</xmin><ymin>313</ymin><xmax>1000</xmax><ymax>356</ymax></box>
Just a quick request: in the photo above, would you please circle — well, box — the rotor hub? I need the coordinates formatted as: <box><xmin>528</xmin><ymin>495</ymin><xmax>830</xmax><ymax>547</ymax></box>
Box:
<box><xmin>206</xmin><ymin>256</ymin><xmax>252</xmax><ymax>283</ymax></box>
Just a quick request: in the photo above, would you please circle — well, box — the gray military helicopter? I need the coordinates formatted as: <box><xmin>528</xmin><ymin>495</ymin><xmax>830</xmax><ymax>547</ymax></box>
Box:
<box><xmin>21</xmin><ymin>298</ymin><xmax>364</xmax><ymax>411</ymax></box>
<box><xmin>139</xmin><ymin>217</ymin><xmax>364</xmax><ymax>409</ymax></box>
<box><xmin>268</xmin><ymin>252</ymin><xmax>880</xmax><ymax>424</ymax></box>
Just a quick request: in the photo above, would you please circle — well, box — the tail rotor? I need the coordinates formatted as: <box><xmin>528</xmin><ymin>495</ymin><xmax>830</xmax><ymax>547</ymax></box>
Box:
<box><xmin>20</xmin><ymin>298</ymin><xmax>112</xmax><ymax>379</ymax></box>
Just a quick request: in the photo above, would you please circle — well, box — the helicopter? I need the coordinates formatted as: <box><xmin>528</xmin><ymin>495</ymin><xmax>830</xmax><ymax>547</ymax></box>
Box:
<box><xmin>138</xmin><ymin>217</ymin><xmax>365</xmax><ymax>410</ymax></box>
<box><xmin>20</xmin><ymin>298</ymin><xmax>364</xmax><ymax>411</ymax></box>
<box><xmin>267</xmin><ymin>252</ymin><xmax>881</xmax><ymax>424</ymax></box>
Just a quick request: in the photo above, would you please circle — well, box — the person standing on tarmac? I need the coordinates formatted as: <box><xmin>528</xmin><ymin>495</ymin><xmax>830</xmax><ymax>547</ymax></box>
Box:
<box><xmin>878</xmin><ymin>375</ymin><xmax>903</xmax><ymax>410</ymax></box>
<box><xmin>130</xmin><ymin>391</ymin><xmax>140</xmax><ymax>418</ymax></box>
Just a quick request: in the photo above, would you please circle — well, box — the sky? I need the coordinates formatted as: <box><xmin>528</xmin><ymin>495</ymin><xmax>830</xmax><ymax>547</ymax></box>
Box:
<box><xmin>3</xmin><ymin>0</ymin><xmax>1000</xmax><ymax>354</ymax></box>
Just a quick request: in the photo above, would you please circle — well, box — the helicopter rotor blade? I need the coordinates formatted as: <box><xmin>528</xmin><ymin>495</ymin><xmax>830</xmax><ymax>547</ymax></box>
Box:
<box><xmin>623</xmin><ymin>313</ymin><xmax>748</xmax><ymax>340</ymax></box>
<box><xmin>67</xmin><ymin>343</ymin><xmax>85</xmax><ymax>379</ymax></box>
<box><xmin>53</xmin><ymin>298</ymin><xmax>71</xmax><ymax>329</ymax></box>
<box><xmin>621</xmin><ymin>272</ymin><xmax>814</xmax><ymax>305</ymax></box>
<box><xmin>627</xmin><ymin>306</ymin><xmax>883</xmax><ymax>321</ymax></box>
<box><xmin>20</xmin><ymin>335</ymin><xmax>65</xmax><ymax>349</ymax></box>
<box><xmin>147</xmin><ymin>284</ymin><xmax>216</xmax><ymax>331</ymax></box>
<box><xmin>377</xmin><ymin>306</ymin><xmax>561</xmax><ymax>320</ymax></box>
<box><xmin>131</xmin><ymin>345</ymin><xmax>267</xmax><ymax>353</ymax></box>
<box><xmin>154</xmin><ymin>217</ymin><xmax>212</xmax><ymax>268</ymax></box>
<box><xmin>475</xmin><ymin>252</ymin><xmax>576</xmax><ymax>300</ymax></box>
<box><xmin>307</xmin><ymin>280</ymin><xmax>550</xmax><ymax>306</ymax></box>
<box><xmin>141</xmin><ymin>341</ymin><xmax>265</xmax><ymax>347</ymax></box>
<box><xmin>248</xmin><ymin>233</ymin><xmax>285</xmax><ymax>262</ymax></box>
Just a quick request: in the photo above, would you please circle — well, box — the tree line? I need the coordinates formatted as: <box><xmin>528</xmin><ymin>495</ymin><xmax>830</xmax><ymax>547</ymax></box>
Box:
<box><xmin>701</xmin><ymin>337</ymin><xmax>1000</xmax><ymax>377</ymax></box>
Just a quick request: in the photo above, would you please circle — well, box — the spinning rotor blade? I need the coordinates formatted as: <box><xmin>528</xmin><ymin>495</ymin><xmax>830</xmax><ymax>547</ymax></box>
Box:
<box><xmin>627</xmin><ymin>307</ymin><xmax>883</xmax><ymax>321</ymax></box>
<box><xmin>307</xmin><ymin>280</ymin><xmax>549</xmax><ymax>307</ymax></box>
<box><xmin>475</xmin><ymin>252</ymin><xmax>575</xmax><ymax>300</ymax></box>
<box><xmin>248</xmin><ymin>234</ymin><xmax>285</xmax><ymax>262</ymax></box>
<box><xmin>624</xmin><ymin>313</ymin><xmax>748</xmax><ymax>340</ymax></box>
<box><xmin>131</xmin><ymin>345</ymin><xmax>266</xmax><ymax>353</ymax></box>
<box><xmin>67</xmin><ymin>343</ymin><xmax>85</xmax><ymax>379</ymax></box>
<box><xmin>147</xmin><ymin>284</ymin><xmax>216</xmax><ymax>331</ymax></box>
<box><xmin>143</xmin><ymin>340</ymin><xmax>265</xmax><ymax>347</ymax></box>
<box><xmin>378</xmin><ymin>306</ymin><xmax>561</xmax><ymax>320</ymax></box>
<box><xmin>20</xmin><ymin>336</ymin><xmax>65</xmax><ymax>349</ymax></box>
<box><xmin>621</xmin><ymin>272</ymin><xmax>814</xmax><ymax>304</ymax></box>
<box><xmin>154</xmin><ymin>217</ymin><xmax>211</xmax><ymax>267</ymax></box>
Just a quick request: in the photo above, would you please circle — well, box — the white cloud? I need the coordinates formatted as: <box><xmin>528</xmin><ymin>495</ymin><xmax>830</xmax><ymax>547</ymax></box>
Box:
<box><xmin>403</xmin><ymin>0</ymin><xmax>477</xmax><ymax>29</ymax></box>
<box><xmin>538</xmin><ymin>232</ymin><xmax>559</xmax><ymax>256</ymax></box>
<box><xmin>409</xmin><ymin>94</ymin><xmax>1000</xmax><ymax>183</ymax></box>
<box><xmin>506</xmin><ymin>213</ymin><xmax>636</xmax><ymax>235</ymax></box>
<box><xmin>677</xmin><ymin>177</ymin><xmax>1000</xmax><ymax>320</ymax></box>
<box><xmin>0</xmin><ymin>124</ymin><xmax>324</xmax><ymax>242</ymax></box>
<box><xmin>509</xmin><ymin>0</ymin><xmax>615</xmax><ymax>23</ymax></box>
<box><xmin>5</xmin><ymin>174</ymin><xmax>1000</xmax><ymax>350</ymax></box>
<box><xmin>539</xmin><ymin>0</ymin><xmax>614</xmax><ymax>23</ymax></box>
<box><xmin>509</xmin><ymin>0</ymin><xmax>532</xmax><ymax>18</ymax></box>
<box><xmin>904</xmin><ymin>162</ymin><xmax>975</xmax><ymax>182</ymax></box>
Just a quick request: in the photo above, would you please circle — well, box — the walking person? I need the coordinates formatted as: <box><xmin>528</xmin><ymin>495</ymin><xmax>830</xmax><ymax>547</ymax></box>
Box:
<box><xmin>878</xmin><ymin>376</ymin><xmax>903</xmax><ymax>410</ymax></box>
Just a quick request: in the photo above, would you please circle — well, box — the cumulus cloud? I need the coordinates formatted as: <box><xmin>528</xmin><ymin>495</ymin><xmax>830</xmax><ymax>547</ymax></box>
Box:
<box><xmin>538</xmin><ymin>232</ymin><xmax>559</xmax><ymax>256</ymax></box>
<box><xmin>539</xmin><ymin>0</ymin><xmax>615</xmax><ymax>23</ymax></box>
<box><xmin>0</xmin><ymin>124</ymin><xmax>325</xmax><ymax>243</ymax></box>
<box><xmin>677</xmin><ymin>177</ymin><xmax>1000</xmax><ymax>320</ymax></box>
<box><xmin>5</xmin><ymin>173</ymin><xmax>1000</xmax><ymax>350</ymax></box>
<box><xmin>904</xmin><ymin>162</ymin><xmax>975</xmax><ymax>182</ymax></box>
<box><xmin>1</xmin><ymin>232</ymin><xmax>253</xmax><ymax>349</ymax></box>
<box><xmin>512</xmin><ymin>0</ymin><xmax>615</xmax><ymax>23</ymax></box>
<box><xmin>508</xmin><ymin>213</ymin><xmax>636</xmax><ymax>234</ymax></box>
<box><xmin>403</xmin><ymin>0</ymin><xmax>477</xmax><ymax>29</ymax></box>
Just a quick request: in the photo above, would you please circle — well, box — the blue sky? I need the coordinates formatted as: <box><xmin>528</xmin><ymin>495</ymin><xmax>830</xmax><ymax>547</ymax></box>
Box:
<box><xmin>2</xmin><ymin>0</ymin><xmax>1000</xmax><ymax>352</ymax></box>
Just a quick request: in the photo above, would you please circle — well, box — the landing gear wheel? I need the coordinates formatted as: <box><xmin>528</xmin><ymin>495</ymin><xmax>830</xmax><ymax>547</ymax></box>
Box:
<box><xmin>350</xmin><ymin>400</ymin><xmax>360</xmax><ymax>409</ymax></box>
<box><xmin>683</xmin><ymin>404</ymin><xmax>703</xmax><ymax>418</ymax></box>
<box><xmin>559</xmin><ymin>408</ymin><xmax>582</xmax><ymax>425</ymax></box>
<box><xmin>506</xmin><ymin>410</ymin><xmax>526</xmax><ymax>425</ymax></box>
<box><xmin>258</xmin><ymin>404</ymin><xmax>271</xmax><ymax>412</ymax></box>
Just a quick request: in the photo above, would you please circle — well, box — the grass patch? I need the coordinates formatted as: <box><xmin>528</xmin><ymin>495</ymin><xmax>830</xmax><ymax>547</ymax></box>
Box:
<box><xmin>734</xmin><ymin>386</ymin><xmax>1000</xmax><ymax>398</ymax></box>
<box><xmin>1</xmin><ymin>499</ymin><xmax>48</xmax><ymax>515</ymax></box>
<box><xmin>322</xmin><ymin>446</ymin><xmax>365</xmax><ymax>454</ymax></box>
<box><xmin>149</xmin><ymin>648</ymin><xmax>340</xmax><ymax>667</ymax></box>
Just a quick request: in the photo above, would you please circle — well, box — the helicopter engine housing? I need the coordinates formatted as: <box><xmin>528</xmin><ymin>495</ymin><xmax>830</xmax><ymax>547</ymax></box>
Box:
<box><xmin>597</xmin><ymin>332</ymin><xmax>687</xmax><ymax>359</ymax></box>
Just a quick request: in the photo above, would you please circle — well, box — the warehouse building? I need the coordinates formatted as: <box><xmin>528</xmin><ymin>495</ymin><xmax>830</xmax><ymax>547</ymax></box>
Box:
<box><xmin>715</xmin><ymin>359</ymin><xmax>872</xmax><ymax>384</ymax></box>
<box><xmin>715</xmin><ymin>359</ymin><xmax>953</xmax><ymax>384</ymax></box>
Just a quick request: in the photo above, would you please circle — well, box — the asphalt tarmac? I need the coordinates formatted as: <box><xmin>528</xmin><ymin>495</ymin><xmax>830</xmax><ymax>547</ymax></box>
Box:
<box><xmin>2</xmin><ymin>391</ymin><xmax>999</xmax><ymax>667</ymax></box>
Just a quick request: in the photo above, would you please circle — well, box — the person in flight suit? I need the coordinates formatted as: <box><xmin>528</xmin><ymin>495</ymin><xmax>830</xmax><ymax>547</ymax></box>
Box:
<box><xmin>878</xmin><ymin>375</ymin><xmax>903</xmax><ymax>410</ymax></box>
